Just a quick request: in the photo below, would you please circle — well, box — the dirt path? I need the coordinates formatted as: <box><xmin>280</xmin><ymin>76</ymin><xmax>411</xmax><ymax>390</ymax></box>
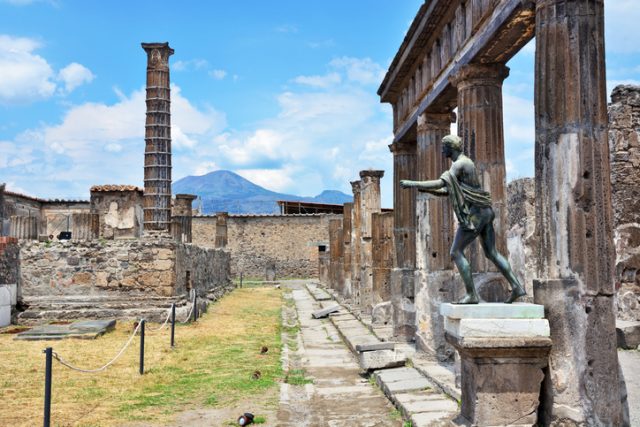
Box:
<box><xmin>277</xmin><ymin>281</ymin><xmax>401</xmax><ymax>426</ymax></box>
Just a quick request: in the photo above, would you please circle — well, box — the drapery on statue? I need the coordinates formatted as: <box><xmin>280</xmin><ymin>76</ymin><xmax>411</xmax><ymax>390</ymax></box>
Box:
<box><xmin>400</xmin><ymin>134</ymin><xmax>526</xmax><ymax>304</ymax></box>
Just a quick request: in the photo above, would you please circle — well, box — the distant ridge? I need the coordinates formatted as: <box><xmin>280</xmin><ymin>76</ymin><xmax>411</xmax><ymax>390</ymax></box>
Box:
<box><xmin>173</xmin><ymin>170</ymin><xmax>352</xmax><ymax>214</ymax></box>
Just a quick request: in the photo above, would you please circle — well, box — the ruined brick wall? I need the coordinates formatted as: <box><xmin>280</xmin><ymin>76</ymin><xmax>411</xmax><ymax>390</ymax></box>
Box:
<box><xmin>192</xmin><ymin>214</ymin><xmax>338</xmax><ymax>279</ymax></box>
<box><xmin>0</xmin><ymin>237</ymin><xmax>20</xmax><ymax>285</ymax></box>
<box><xmin>609</xmin><ymin>85</ymin><xmax>640</xmax><ymax>320</ymax></box>
<box><xmin>175</xmin><ymin>244</ymin><xmax>230</xmax><ymax>296</ymax></box>
<box><xmin>19</xmin><ymin>239</ymin><xmax>229</xmax><ymax>298</ymax></box>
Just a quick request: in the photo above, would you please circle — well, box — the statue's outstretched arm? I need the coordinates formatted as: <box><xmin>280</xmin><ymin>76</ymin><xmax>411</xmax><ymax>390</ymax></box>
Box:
<box><xmin>420</xmin><ymin>187</ymin><xmax>448</xmax><ymax>196</ymax></box>
<box><xmin>400</xmin><ymin>178</ymin><xmax>445</xmax><ymax>190</ymax></box>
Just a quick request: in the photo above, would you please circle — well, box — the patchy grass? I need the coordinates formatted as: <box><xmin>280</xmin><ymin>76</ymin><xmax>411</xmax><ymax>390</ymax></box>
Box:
<box><xmin>283</xmin><ymin>368</ymin><xmax>313</xmax><ymax>386</ymax></box>
<box><xmin>0</xmin><ymin>287</ymin><xmax>282</xmax><ymax>426</ymax></box>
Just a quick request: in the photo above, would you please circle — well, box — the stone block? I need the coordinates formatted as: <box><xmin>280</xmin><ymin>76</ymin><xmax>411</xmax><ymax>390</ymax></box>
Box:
<box><xmin>371</xmin><ymin>301</ymin><xmax>393</xmax><ymax>325</ymax></box>
<box><xmin>1</xmin><ymin>284</ymin><xmax>18</xmax><ymax>305</ymax></box>
<box><xmin>444</xmin><ymin>318</ymin><xmax>550</xmax><ymax>338</ymax></box>
<box><xmin>357</xmin><ymin>349</ymin><xmax>404</xmax><ymax>371</ymax></box>
<box><xmin>355</xmin><ymin>342</ymin><xmax>395</xmax><ymax>352</ymax></box>
<box><xmin>616</xmin><ymin>319</ymin><xmax>640</xmax><ymax>349</ymax></box>
<box><xmin>439</xmin><ymin>302</ymin><xmax>544</xmax><ymax>319</ymax></box>
<box><xmin>312</xmin><ymin>305</ymin><xmax>339</xmax><ymax>319</ymax></box>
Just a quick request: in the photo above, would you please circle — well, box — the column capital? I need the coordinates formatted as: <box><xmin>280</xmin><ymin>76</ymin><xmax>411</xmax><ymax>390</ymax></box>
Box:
<box><xmin>142</xmin><ymin>42</ymin><xmax>174</xmax><ymax>70</ymax></box>
<box><xmin>350</xmin><ymin>180</ymin><xmax>361</xmax><ymax>194</ymax></box>
<box><xmin>449</xmin><ymin>63</ymin><xmax>510</xmax><ymax>89</ymax></box>
<box><xmin>359</xmin><ymin>169</ymin><xmax>385</xmax><ymax>179</ymax></box>
<box><xmin>417</xmin><ymin>112</ymin><xmax>456</xmax><ymax>133</ymax></box>
<box><xmin>388</xmin><ymin>141</ymin><xmax>417</xmax><ymax>155</ymax></box>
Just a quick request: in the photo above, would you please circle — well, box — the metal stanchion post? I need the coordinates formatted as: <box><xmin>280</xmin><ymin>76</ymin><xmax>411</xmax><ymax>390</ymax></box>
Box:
<box><xmin>194</xmin><ymin>295</ymin><xmax>198</xmax><ymax>321</ymax></box>
<box><xmin>240</xmin><ymin>272</ymin><xmax>243</xmax><ymax>288</ymax></box>
<box><xmin>43</xmin><ymin>347</ymin><xmax>52</xmax><ymax>427</ymax></box>
<box><xmin>139</xmin><ymin>319</ymin><xmax>145</xmax><ymax>375</ymax></box>
<box><xmin>170</xmin><ymin>303</ymin><xmax>176</xmax><ymax>347</ymax></box>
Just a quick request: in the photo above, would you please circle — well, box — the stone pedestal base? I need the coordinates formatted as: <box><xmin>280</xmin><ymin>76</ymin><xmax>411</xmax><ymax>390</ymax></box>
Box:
<box><xmin>442</xmin><ymin>303</ymin><xmax>551</xmax><ymax>427</ymax></box>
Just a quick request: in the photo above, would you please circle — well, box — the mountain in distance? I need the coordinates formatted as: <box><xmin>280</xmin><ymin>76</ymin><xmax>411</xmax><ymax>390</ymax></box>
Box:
<box><xmin>173</xmin><ymin>170</ymin><xmax>352</xmax><ymax>214</ymax></box>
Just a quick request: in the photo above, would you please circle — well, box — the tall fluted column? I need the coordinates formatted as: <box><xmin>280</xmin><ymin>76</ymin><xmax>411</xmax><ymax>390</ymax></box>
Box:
<box><xmin>142</xmin><ymin>42</ymin><xmax>174</xmax><ymax>233</ymax></box>
<box><xmin>414</xmin><ymin>112</ymin><xmax>458</xmax><ymax>359</ymax></box>
<box><xmin>389</xmin><ymin>140</ymin><xmax>417</xmax><ymax>340</ymax></box>
<box><xmin>533</xmin><ymin>1</ymin><xmax>626</xmax><ymax>424</ymax></box>
<box><xmin>450</xmin><ymin>63</ymin><xmax>509</xmax><ymax>273</ymax></box>
<box><xmin>359</xmin><ymin>170</ymin><xmax>384</xmax><ymax>313</ymax></box>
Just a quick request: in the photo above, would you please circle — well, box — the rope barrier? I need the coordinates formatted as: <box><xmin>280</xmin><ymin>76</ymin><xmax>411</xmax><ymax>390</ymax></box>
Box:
<box><xmin>148</xmin><ymin>308</ymin><xmax>172</xmax><ymax>332</ymax></box>
<box><xmin>52</xmin><ymin>321</ymin><xmax>142</xmax><ymax>373</ymax></box>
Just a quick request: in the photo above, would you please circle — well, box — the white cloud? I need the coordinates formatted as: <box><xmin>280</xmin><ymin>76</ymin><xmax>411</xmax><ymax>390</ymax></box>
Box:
<box><xmin>293</xmin><ymin>72</ymin><xmax>341</xmax><ymax>88</ymax></box>
<box><xmin>275</xmin><ymin>24</ymin><xmax>298</xmax><ymax>34</ymax></box>
<box><xmin>194</xmin><ymin>161</ymin><xmax>219</xmax><ymax>176</ymax></box>
<box><xmin>173</xmin><ymin>59</ymin><xmax>208</xmax><ymax>72</ymax></box>
<box><xmin>209</xmin><ymin>69</ymin><xmax>227</xmax><ymax>80</ymax></box>
<box><xmin>57</xmin><ymin>62</ymin><xmax>94</xmax><ymax>93</ymax></box>
<box><xmin>329</xmin><ymin>57</ymin><xmax>386</xmax><ymax>86</ymax></box>
<box><xmin>0</xmin><ymin>35</ymin><xmax>55</xmax><ymax>104</ymax></box>
<box><xmin>236</xmin><ymin>168</ymin><xmax>295</xmax><ymax>193</ymax></box>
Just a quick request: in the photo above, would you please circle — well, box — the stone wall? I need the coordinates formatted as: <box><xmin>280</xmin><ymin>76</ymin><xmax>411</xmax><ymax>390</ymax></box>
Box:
<box><xmin>609</xmin><ymin>85</ymin><xmax>640</xmax><ymax>321</ymax></box>
<box><xmin>192</xmin><ymin>214</ymin><xmax>338</xmax><ymax>279</ymax></box>
<box><xmin>19</xmin><ymin>238</ymin><xmax>229</xmax><ymax>298</ymax></box>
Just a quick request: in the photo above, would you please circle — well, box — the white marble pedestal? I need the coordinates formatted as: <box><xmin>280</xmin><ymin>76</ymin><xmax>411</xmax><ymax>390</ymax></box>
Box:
<box><xmin>440</xmin><ymin>303</ymin><xmax>551</xmax><ymax>427</ymax></box>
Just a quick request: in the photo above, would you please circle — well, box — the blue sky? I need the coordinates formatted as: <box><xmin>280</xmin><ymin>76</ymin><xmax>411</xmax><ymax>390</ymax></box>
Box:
<box><xmin>1</xmin><ymin>0</ymin><xmax>639</xmax><ymax>208</ymax></box>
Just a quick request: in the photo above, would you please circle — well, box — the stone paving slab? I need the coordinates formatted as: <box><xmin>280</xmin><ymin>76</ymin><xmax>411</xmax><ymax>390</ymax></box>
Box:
<box><xmin>305</xmin><ymin>284</ymin><xmax>332</xmax><ymax>301</ymax></box>
<box><xmin>311</xmin><ymin>305</ymin><xmax>340</xmax><ymax>319</ymax></box>
<box><xmin>412</xmin><ymin>358</ymin><xmax>461</xmax><ymax>401</ymax></box>
<box><xmin>15</xmin><ymin>319</ymin><xmax>117</xmax><ymax>341</ymax></box>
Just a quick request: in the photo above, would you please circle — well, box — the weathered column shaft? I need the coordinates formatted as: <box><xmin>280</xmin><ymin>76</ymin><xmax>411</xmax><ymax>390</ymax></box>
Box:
<box><xmin>372</xmin><ymin>211</ymin><xmax>394</xmax><ymax>303</ymax></box>
<box><xmin>214</xmin><ymin>212</ymin><xmax>228</xmax><ymax>248</ymax></box>
<box><xmin>350</xmin><ymin>181</ymin><xmax>362</xmax><ymax>305</ymax></box>
<box><xmin>342</xmin><ymin>202</ymin><xmax>353</xmax><ymax>298</ymax></box>
<box><xmin>359</xmin><ymin>170</ymin><xmax>384</xmax><ymax>312</ymax></box>
<box><xmin>416</xmin><ymin>112</ymin><xmax>454</xmax><ymax>272</ymax></box>
<box><xmin>142</xmin><ymin>42</ymin><xmax>174</xmax><ymax>232</ymax></box>
<box><xmin>173</xmin><ymin>194</ymin><xmax>196</xmax><ymax>243</ymax></box>
<box><xmin>534</xmin><ymin>0</ymin><xmax>626</xmax><ymax>424</ymax></box>
<box><xmin>414</xmin><ymin>112</ymin><xmax>457</xmax><ymax>359</ymax></box>
<box><xmin>328</xmin><ymin>218</ymin><xmax>344</xmax><ymax>291</ymax></box>
<box><xmin>390</xmin><ymin>141</ymin><xmax>417</xmax><ymax>340</ymax></box>
<box><xmin>452</xmin><ymin>63</ymin><xmax>509</xmax><ymax>272</ymax></box>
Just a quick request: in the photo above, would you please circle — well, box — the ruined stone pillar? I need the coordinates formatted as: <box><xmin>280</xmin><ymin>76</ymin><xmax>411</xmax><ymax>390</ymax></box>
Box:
<box><xmin>451</xmin><ymin>63</ymin><xmax>509</xmax><ymax>275</ymax></box>
<box><xmin>359</xmin><ymin>170</ymin><xmax>384</xmax><ymax>313</ymax></box>
<box><xmin>172</xmin><ymin>194</ymin><xmax>196</xmax><ymax>243</ymax></box>
<box><xmin>350</xmin><ymin>181</ymin><xmax>362</xmax><ymax>306</ymax></box>
<box><xmin>214</xmin><ymin>212</ymin><xmax>228</xmax><ymax>248</ymax></box>
<box><xmin>372</xmin><ymin>211</ymin><xmax>394</xmax><ymax>304</ymax></box>
<box><xmin>414</xmin><ymin>112</ymin><xmax>458</xmax><ymax>359</ymax></box>
<box><xmin>342</xmin><ymin>203</ymin><xmax>353</xmax><ymax>299</ymax></box>
<box><xmin>328</xmin><ymin>218</ymin><xmax>344</xmax><ymax>291</ymax></box>
<box><xmin>533</xmin><ymin>1</ymin><xmax>627</xmax><ymax>424</ymax></box>
<box><xmin>142</xmin><ymin>42</ymin><xmax>174</xmax><ymax>233</ymax></box>
<box><xmin>389</xmin><ymin>141</ymin><xmax>417</xmax><ymax>340</ymax></box>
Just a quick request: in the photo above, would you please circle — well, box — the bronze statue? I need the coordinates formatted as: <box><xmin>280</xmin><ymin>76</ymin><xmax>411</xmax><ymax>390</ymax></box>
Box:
<box><xmin>400</xmin><ymin>134</ymin><xmax>526</xmax><ymax>304</ymax></box>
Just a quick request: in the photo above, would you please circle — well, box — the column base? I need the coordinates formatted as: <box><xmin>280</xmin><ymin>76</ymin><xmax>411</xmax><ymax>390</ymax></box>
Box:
<box><xmin>442</xmin><ymin>302</ymin><xmax>551</xmax><ymax>427</ymax></box>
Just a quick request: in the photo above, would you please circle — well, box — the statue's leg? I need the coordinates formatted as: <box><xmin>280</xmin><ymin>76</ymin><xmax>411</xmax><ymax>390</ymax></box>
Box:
<box><xmin>479</xmin><ymin>222</ymin><xmax>526</xmax><ymax>303</ymax></box>
<box><xmin>450</xmin><ymin>228</ymin><xmax>480</xmax><ymax>304</ymax></box>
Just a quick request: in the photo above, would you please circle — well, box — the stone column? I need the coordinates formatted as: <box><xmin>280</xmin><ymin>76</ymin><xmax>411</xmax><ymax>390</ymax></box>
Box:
<box><xmin>450</xmin><ymin>63</ymin><xmax>509</xmax><ymax>276</ymax></box>
<box><xmin>372</xmin><ymin>211</ymin><xmax>394</xmax><ymax>304</ymax></box>
<box><xmin>328</xmin><ymin>218</ymin><xmax>344</xmax><ymax>291</ymax></box>
<box><xmin>142</xmin><ymin>42</ymin><xmax>174</xmax><ymax>233</ymax></box>
<box><xmin>533</xmin><ymin>1</ymin><xmax>627</xmax><ymax>424</ymax></box>
<box><xmin>342</xmin><ymin>203</ymin><xmax>353</xmax><ymax>299</ymax></box>
<box><xmin>214</xmin><ymin>212</ymin><xmax>228</xmax><ymax>248</ymax></box>
<box><xmin>414</xmin><ymin>112</ymin><xmax>458</xmax><ymax>359</ymax></box>
<box><xmin>359</xmin><ymin>170</ymin><xmax>384</xmax><ymax>313</ymax></box>
<box><xmin>350</xmin><ymin>181</ymin><xmax>362</xmax><ymax>307</ymax></box>
<box><xmin>389</xmin><ymin>141</ymin><xmax>417</xmax><ymax>340</ymax></box>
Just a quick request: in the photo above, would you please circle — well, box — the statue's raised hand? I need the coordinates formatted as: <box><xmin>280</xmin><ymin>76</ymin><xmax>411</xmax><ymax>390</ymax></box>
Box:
<box><xmin>400</xmin><ymin>180</ymin><xmax>415</xmax><ymax>189</ymax></box>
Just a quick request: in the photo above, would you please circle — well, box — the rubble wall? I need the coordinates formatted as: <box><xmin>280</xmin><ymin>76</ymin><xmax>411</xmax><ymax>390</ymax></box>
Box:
<box><xmin>19</xmin><ymin>239</ymin><xmax>229</xmax><ymax>298</ymax></box>
<box><xmin>192</xmin><ymin>214</ymin><xmax>338</xmax><ymax>279</ymax></box>
<box><xmin>609</xmin><ymin>85</ymin><xmax>640</xmax><ymax>320</ymax></box>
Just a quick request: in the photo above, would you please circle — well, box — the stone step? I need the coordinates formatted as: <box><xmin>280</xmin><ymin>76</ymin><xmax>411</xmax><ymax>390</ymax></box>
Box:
<box><xmin>616</xmin><ymin>320</ymin><xmax>640</xmax><ymax>349</ymax></box>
